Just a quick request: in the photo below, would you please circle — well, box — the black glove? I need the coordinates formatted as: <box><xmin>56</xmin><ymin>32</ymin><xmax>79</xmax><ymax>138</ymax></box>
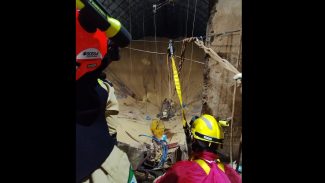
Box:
<box><xmin>189</xmin><ymin>115</ymin><xmax>199</xmax><ymax>127</ymax></box>
<box><xmin>107</xmin><ymin>40</ymin><xmax>120</xmax><ymax>61</ymax></box>
<box><xmin>99</xmin><ymin>40</ymin><xmax>120</xmax><ymax>72</ymax></box>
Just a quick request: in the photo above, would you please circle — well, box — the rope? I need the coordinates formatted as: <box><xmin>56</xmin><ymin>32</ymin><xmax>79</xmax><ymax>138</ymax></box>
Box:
<box><xmin>179</xmin><ymin>37</ymin><xmax>197</xmax><ymax>73</ymax></box>
<box><xmin>175</xmin><ymin>55</ymin><xmax>205</xmax><ymax>65</ymax></box>
<box><xmin>131</xmin><ymin>40</ymin><xmax>183</xmax><ymax>43</ymax></box>
<box><xmin>170</xmin><ymin>55</ymin><xmax>187</xmax><ymax>127</ymax></box>
<box><xmin>178</xmin><ymin>42</ymin><xmax>186</xmax><ymax>73</ymax></box>
<box><xmin>167</xmin><ymin>55</ymin><xmax>171</xmax><ymax>100</ymax></box>
<box><xmin>193</xmin><ymin>39</ymin><xmax>240</xmax><ymax>75</ymax></box>
<box><xmin>143</xmin><ymin>10</ymin><xmax>145</xmax><ymax>42</ymax></box>
<box><xmin>230</xmin><ymin>30</ymin><xmax>242</xmax><ymax>164</ymax></box>
<box><xmin>123</xmin><ymin>47</ymin><xmax>205</xmax><ymax>64</ymax></box>
<box><xmin>143</xmin><ymin>8</ymin><xmax>148</xmax><ymax>115</ymax></box>
<box><xmin>153</xmin><ymin>10</ymin><xmax>161</xmax><ymax>105</ymax></box>
<box><xmin>186</xmin><ymin>0</ymin><xmax>198</xmax><ymax>101</ymax></box>
<box><xmin>235</xmin><ymin>134</ymin><xmax>242</xmax><ymax>173</ymax></box>
<box><xmin>180</xmin><ymin>37</ymin><xmax>240</xmax><ymax>74</ymax></box>
<box><xmin>128</xmin><ymin>0</ymin><xmax>132</xmax><ymax>81</ymax></box>
<box><xmin>185</xmin><ymin>0</ymin><xmax>190</xmax><ymax>37</ymax></box>
<box><xmin>236</xmin><ymin>31</ymin><xmax>242</xmax><ymax>72</ymax></box>
<box><xmin>226</xmin><ymin>34</ymin><xmax>232</xmax><ymax>164</ymax></box>
<box><xmin>230</xmin><ymin>82</ymin><xmax>237</xmax><ymax>164</ymax></box>
<box><xmin>124</xmin><ymin>47</ymin><xmax>166</xmax><ymax>55</ymax></box>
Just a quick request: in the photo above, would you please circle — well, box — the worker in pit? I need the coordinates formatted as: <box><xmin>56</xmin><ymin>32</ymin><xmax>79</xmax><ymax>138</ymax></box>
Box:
<box><xmin>153</xmin><ymin>114</ymin><xmax>242</xmax><ymax>183</ymax></box>
<box><xmin>76</xmin><ymin>0</ymin><xmax>136</xmax><ymax>182</ymax></box>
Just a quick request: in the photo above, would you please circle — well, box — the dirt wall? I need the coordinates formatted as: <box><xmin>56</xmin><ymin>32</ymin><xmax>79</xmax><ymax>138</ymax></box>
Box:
<box><xmin>202</xmin><ymin>0</ymin><xmax>242</xmax><ymax>160</ymax></box>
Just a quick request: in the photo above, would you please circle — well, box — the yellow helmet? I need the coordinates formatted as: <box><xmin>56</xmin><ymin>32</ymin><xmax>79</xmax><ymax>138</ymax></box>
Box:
<box><xmin>150</xmin><ymin>119</ymin><xmax>165</xmax><ymax>139</ymax></box>
<box><xmin>191</xmin><ymin>114</ymin><xmax>224</xmax><ymax>144</ymax></box>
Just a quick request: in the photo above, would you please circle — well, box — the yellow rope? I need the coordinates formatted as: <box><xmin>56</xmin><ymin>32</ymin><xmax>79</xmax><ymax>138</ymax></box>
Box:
<box><xmin>170</xmin><ymin>55</ymin><xmax>187</xmax><ymax>127</ymax></box>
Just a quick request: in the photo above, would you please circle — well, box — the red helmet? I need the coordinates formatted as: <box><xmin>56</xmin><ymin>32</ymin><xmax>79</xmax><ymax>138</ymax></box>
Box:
<box><xmin>76</xmin><ymin>10</ymin><xmax>107</xmax><ymax>80</ymax></box>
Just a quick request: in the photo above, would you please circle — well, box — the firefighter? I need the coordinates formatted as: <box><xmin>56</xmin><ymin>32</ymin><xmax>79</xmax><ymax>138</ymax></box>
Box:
<box><xmin>154</xmin><ymin>114</ymin><xmax>241</xmax><ymax>183</ymax></box>
<box><xmin>76</xmin><ymin>0</ymin><xmax>136</xmax><ymax>182</ymax></box>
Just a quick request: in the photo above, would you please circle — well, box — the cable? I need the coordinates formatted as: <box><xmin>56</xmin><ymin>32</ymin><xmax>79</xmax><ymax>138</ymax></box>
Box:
<box><xmin>153</xmin><ymin>9</ymin><xmax>161</xmax><ymax>106</ymax></box>
<box><xmin>186</xmin><ymin>0</ymin><xmax>198</xmax><ymax>101</ymax></box>
<box><xmin>193</xmin><ymin>39</ymin><xmax>240</xmax><ymax>74</ymax></box>
<box><xmin>131</xmin><ymin>39</ymin><xmax>183</xmax><ymax>43</ymax></box>
<box><xmin>174</xmin><ymin>55</ymin><xmax>205</xmax><ymax>65</ymax></box>
<box><xmin>167</xmin><ymin>54</ymin><xmax>171</xmax><ymax>100</ymax></box>
<box><xmin>142</xmin><ymin>8</ymin><xmax>149</xmax><ymax>115</ymax></box>
<box><xmin>123</xmin><ymin>47</ymin><xmax>205</xmax><ymax>65</ymax></box>
<box><xmin>230</xmin><ymin>30</ymin><xmax>242</xmax><ymax>165</ymax></box>
<box><xmin>185</xmin><ymin>0</ymin><xmax>190</xmax><ymax>37</ymax></box>
<box><xmin>124</xmin><ymin>47</ymin><xmax>166</xmax><ymax>55</ymax></box>
<box><xmin>129</xmin><ymin>0</ymin><xmax>132</xmax><ymax>81</ymax></box>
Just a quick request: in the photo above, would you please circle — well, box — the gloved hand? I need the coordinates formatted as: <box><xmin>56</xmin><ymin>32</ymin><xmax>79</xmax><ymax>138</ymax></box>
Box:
<box><xmin>99</xmin><ymin>40</ymin><xmax>120</xmax><ymax>71</ymax></box>
<box><xmin>107</xmin><ymin>40</ymin><xmax>120</xmax><ymax>61</ymax></box>
<box><xmin>189</xmin><ymin>115</ymin><xmax>199</xmax><ymax>127</ymax></box>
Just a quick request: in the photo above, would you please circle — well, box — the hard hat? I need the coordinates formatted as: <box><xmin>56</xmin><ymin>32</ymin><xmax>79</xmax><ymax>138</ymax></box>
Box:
<box><xmin>76</xmin><ymin>10</ymin><xmax>107</xmax><ymax>80</ymax></box>
<box><xmin>150</xmin><ymin>119</ymin><xmax>165</xmax><ymax>139</ymax></box>
<box><xmin>191</xmin><ymin>114</ymin><xmax>224</xmax><ymax>144</ymax></box>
